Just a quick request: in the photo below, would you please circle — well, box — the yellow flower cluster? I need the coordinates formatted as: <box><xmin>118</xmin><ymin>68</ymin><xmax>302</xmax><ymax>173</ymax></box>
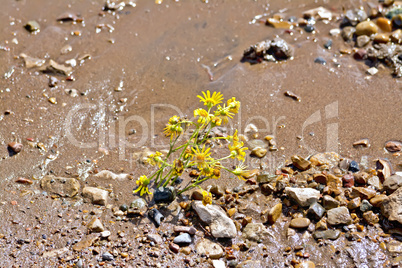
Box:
<box><xmin>133</xmin><ymin>90</ymin><xmax>249</xmax><ymax>204</ymax></box>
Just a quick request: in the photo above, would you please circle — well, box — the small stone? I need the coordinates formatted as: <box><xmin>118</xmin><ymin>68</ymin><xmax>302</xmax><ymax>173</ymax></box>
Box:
<box><xmin>295</xmin><ymin>261</ymin><xmax>315</xmax><ymax>268</ymax></box>
<box><xmin>354</xmin><ymin>49</ymin><xmax>367</xmax><ymax>60</ymax></box>
<box><xmin>8</xmin><ymin>142</ymin><xmax>23</xmax><ymax>154</ymax></box>
<box><xmin>244</xmin><ymin>123</ymin><xmax>258</xmax><ymax>133</ymax></box>
<box><xmin>383</xmin><ymin>175</ymin><xmax>402</xmax><ymax>194</ymax></box>
<box><xmin>342</xmin><ymin>174</ymin><xmax>354</xmax><ymax>187</ymax></box>
<box><xmin>370</xmin><ymin>194</ymin><xmax>387</xmax><ymax>207</ymax></box>
<box><xmin>100</xmin><ymin>231</ymin><xmax>111</xmax><ymax>238</ymax></box>
<box><xmin>322</xmin><ymin>195</ymin><xmax>340</xmax><ymax>210</ymax></box>
<box><xmin>41</xmin><ymin>60</ymin><xmax>73</xmax><ymax>76</ymax></box>
<box><xmin>356</xmin><ymin>35</ymin><xmax>370</xmax><ymax>47</ymax></box>
<box><xmin>351</xmin><ymin>187</ymin><xmax>376</xmax><ymax>200</ymax></box>
<box><xmin>353</xmin><ymin>138</ymin><xmax>370</xmax><ymax>147</ymax></box>
<box><xmin>82</xmin><ymin>187</ymin><xmax>108</xmax><ymax>205</ymax></box>
<box><xmin>348</xmin><ymin>197</ymin><xmax>361</xmax><ymax>210</ymax></box>
<box><xmin>72</xmin><ymin>234</ymin><xmax>99</xmax><ymax>251</ymax></box>
<box><xmin>154</xmin><ymin>186</ymin><xmax>175</xmax><ymax>204</ymax></box>
<box><xmin>342</xmin><ymin>26</ymin><xmax>356</xmax><ymax>41</ymax></box>
<box><xmin>360</xmin><ymin>199</ymin><xmax>373</xmax><ymax>212</ymax></box>
<box><xmin>324</xmin><ymin>39</ymin><xmax>332</xmax><ymax>49</ymax></box>
<box><xmin>195</xmin><ymin>239</ymin><xmax>223</xmax><ymax>259</ymax></box>
<box><xmin>16</xmin><ymin>177</ymin><xmax>33</xmax><ymax>185</ymax></box>
<box><xmin>363</xmin><ymin>211</ymin><xmax>379</xmax><ymax>225</ymax></box>
<box><xmin>327</xmin><ymin>207</ymin><xmax>352</xmax><ymax>225</ymax></box>
<box><xmin>354</xmin><ymin>172</ymin><xmax>369</xmax><ymax>184</ymax></box>
<box><xmin>377</xmin><ymin>17</ymin><xmax>393</xmax><ymax>32</ymax></box>
<box><xmin>366</xmin><ymin>66</ymin><xmax>379</xmax><ymax>75</ymax></box>
<box><xmin>304</xmin><ymin>25</ymin><xmax>315</xmax><ymax>33</ymax></box>
<box><xmin>147</xmin><ymin>234</ymin><xmax>163</xmax><ymax>244</ymax></box>
<box><xmin>20</xmin><ymin>53</ymin><xmax>45</xmax><ymax>68</ymax></box>
<box><xmin>180</xmin><ymin>247</ymin><xmax>191</xmax><ymax>255</ymax></box>
<box><xmin>314</xmin><ymin>57</ymin><xmax>326</xmax><ymax>65</ymax></box>
<box><xmin>348</xmin><ymin>161</ymin><xmax>360</xmax><ymax>173</ymax></box>
<box><xmin>303</xmin><ymin>7</ymin><xmax>333</xmax><ymax>20</ymax></box>
<box><xmin>267</xmin><ymin>203</ymin><xmax>282</xmax><ymax>224</ymax></box>
<box><xmin>290</xmin><ymin>218</ymin><xmax>311</xmax><ymax>229</ymax></box>
<box><xmin>344</xmin><ymin>9</ymin><xmax>368</xmax><ymax>26</ymax></box>
<box><xmin>48</xmin><ymin>76</ymin><xmax>59</xmax><ymax>87</ymax></box>
<box><xmin>266</xmin><ymin>18</ymin><xmax>293</xmax><ymax>29</ymax></box>
<box><xmin>101</xmin><ymin>252</ymin><xmax>114</xmax><ymax>261</ymax></box>
<box><xmin>391</xmin><ymin>30</ymin><xmax>402</xmax><ymax>44</ymax></box>
<box><xmin>313</xmin><ymin>230</ymin><xmax>341</xmax><ymax>240</ymax></box>
<box><xmin>376</xmin><ymin>159</ymin><xmax>392</xmax><ymax>181</ymax></box>
<box><xmin>173</xmin><ymin>233</ymin><xmax>192</xmax><ymax>244</ymax></box>
<box><xmin>330</xmin><ymin>28</ymin><xmax>341</xmax><ymax>36</ymax></box>
<box><xmin>148</xmin><ymin>208</ymin><xmax>164</xmax><ymax>227</ymax></box>
<box><xmin>355</xmin><ymin>21</ymin><xmax>379</xmax><ymax>36</ymax></box>
<box><xmin>285</xmin><ymin>187</ymin><xmax>320</xmax><ymax>207</ymax></box>
<box><xmin>169</xmin><ymin>242</ymin><xmax>180</xmax><ymax>253</ymax></box>
<box><xmin>251</xmin><ymin>147</ymin><xmax>267</xmax><ymax>158</ymax></box>
<box><xmin>291</xmin><ymin>155</ymin><xmax>311</xmax><ymax>171</ymax></box>
<box><xmin>381</xmin><ymin>187</ymin><xmax>402</xmax><ymax>224</ymax></box>
<box><xmin>257</xmin><ymin>173</ymin><xmax>277</xmax><ymax>184</ymax></box>
<box><xmin>374</xmin><ymin>33</ymin><xmax>390</xmax><ymax>44</ymax></box>
<box><xmin>313</xmin><ymin>174</ymin><xmax>327</xmax><ymax>184</ymax></box>
<box><xmin>315</xmin><ymin>219</ymin><xmax>327</xmax><ymax>230</ymax></box>
<box><xmin>212</xmin><ymin>260</ymin><xmax>226</xmax><ymax>268</ymax></box>
<box><xmin>385</xmin><ymin>141</ymin><xmax>402</xmax><ymax>152</ymax></box>
<box><xmin>210</xmin><ymin>185</ymin><xmax>224</xmax><ymax>197</ymax></box>
<box><xmin>24</xmin><ymin>21</ymin><xmax>40</xmax><ymax>33</ymax></box>
<box><xmin>130</xmin><ymin>198</ymin><xmax>147</xmax><ymax>211</ymax></box>
<box><xmin>307</xmin><ymin>202</ymin><xmax>325</xmax><ymax>220</ymax></box>
<box><xmin>242</xmin><ymin>223</ymin><xmax>272</xmax><ymax>242</ymax></box>
<box><xmin>87</xmin><ymin>217</ymin><xmax>104</xmax><ymax>233</ymax></box>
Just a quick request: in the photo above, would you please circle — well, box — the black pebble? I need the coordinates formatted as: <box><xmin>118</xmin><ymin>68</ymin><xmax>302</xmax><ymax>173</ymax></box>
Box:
<box><xmin>314</xmin><ymin>57</ymin><xmax>327</xmax><ymax>65</ymax></box>
<box><xmin>349</xmin><ymin>160</ymin><xmax>360</xmax><ymax>173</ymax></box>
<box><xmin>304</xmin><ymin>24</ymin><xmax>315</xmax><ymax>33</ymax></box>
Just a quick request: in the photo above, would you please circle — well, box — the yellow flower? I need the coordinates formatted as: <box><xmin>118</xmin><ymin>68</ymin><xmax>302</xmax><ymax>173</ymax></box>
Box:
<box><xmin>227</xmin><ymin>130</ymin><xmax>240</xmax><ymax>143</ymax></box>
<box><xmin>146</xmin><ymin>151</ymin><xmax>163</xmax><ymax>167</ymax></box>
<box><xmin>200</xmin><ymin>164</ymin><xmax>213</xmax><ymax>177</ymax></box>
<box><xmin>227</xmin><ymin>97</ymin><xmax>240</xmax><ymax>114</ymax></box>
<box><xmin>194</xmin><ymin>108</ymin><xmax>211</xmax><ymax>124</ymax></box>
<box><xmin>212</xmin><ymin>166</ymin><xmax>221</xmax><ymax>179</ymax></box>
<box><xmin>228</xmin><ymin>141</ymin><xmax>248</xmax><ymax>161</ymax></box>
<box><xmin>231</xmin><ymin>164</ymin><xmax>248</xmax><ymax>181</ymax></box>
<box><xmin>183</xmin><ymin>146</ymin><xmax>192</xmax><ymax>160</ymax></box>
<box><xmin>211</xmin><ymin>116</ymin><xmax>222</xmax><ymax>126</ymax></box>
<box><xmin>168</xmin><ymin>115</ymin><xmax>181</xmax><ymax>125</ymax></box>
<box><xmin>133</xmin><ymin>175</ymin><xmax>152</xmax><ymax>196</ymax></box>
<box><xmin>164</xmin><ymin>123</ymin><xmax>183</xmax><ymax>139</ymax></box>
<box><xmin>201</xmin><ymin>190</ymin><xmax>212</xmax><ymax>206</ymax></box>
<box><xmin>215</xmin><ymin>106</ymin><xmax>234</xmax><ymax>125</ymax></box>
<box><xmin>190</xmin><ymin>145</ymin><xmax>212</xmax><ymax>169</ymax></box>
<box><xmin>198</xmin><ymin>90</ymin><xmax>223</xmax><ymax>108</ymax></box>
<box><xmin>172</xmin><ymin>159</ymin><xmax>184</xmax><ymax>176</ymax></box>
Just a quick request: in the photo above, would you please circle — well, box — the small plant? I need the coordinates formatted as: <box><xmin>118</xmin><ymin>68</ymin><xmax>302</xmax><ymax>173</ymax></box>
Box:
<box><xmin>133</xmin><ymin>91</ymin><xmax>248</xmax><ymax>204</ymax></box>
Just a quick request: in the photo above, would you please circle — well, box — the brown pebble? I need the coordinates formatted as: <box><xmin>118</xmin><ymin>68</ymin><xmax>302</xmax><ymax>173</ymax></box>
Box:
<box><xmin>169</xmin><ymin>242</ymin><xmax>180</xmax><ymax>253</ymax></box>
<box><xmin>289</xmin><ymin>218</ymin><xmax>310</xmax><ymax>229</ymax></box>
<box><xmin>385</xmin><ymin>140</ymin><xmax>401</xmax><ymax>152</ymax></box>
<box><xmin>377</xmin><ymin>17</ymin><xmax>392</xmax><ymax>32</ymax></box>
<box><xmin>8</xmin><ymin>142</ymin><xmax>23</xmax><ymax>153</ymax></box>
<box><xmin>16</xmin><ymin>177</ymin><xmax>33</xmax><ymax>185</ymax></box>
<box><xmin>374</xmin><ymin>33</ymin><xmax>390</xmax><ymax>43</ymax></box>
<box><xmin>353</xmin><ymin>139</ymin><xmax>370</xmax><ymax>147</ymax></box>
<box><xmin>355</xmin><ymin>21</ymin><xmax>379</xmax><ymax>36</ymax></box>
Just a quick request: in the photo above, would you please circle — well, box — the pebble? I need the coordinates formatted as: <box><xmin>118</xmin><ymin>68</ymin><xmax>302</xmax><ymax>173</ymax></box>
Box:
<box><xmin>148</xmin><ymin>208</ymin><xmax>164</xmax><ymax>227</ymax></box>
<box><xmin>173</xmin><ymin>233</ymin><xmax>192</xmax><ymax>244</ymax></box>
<box><xmin>212</xmin><ymin>260</ymin><xmax>226</xmax><ymax>268</ymax></box>
<box><xmin>327</xmin><ymin>207</ymin><xmax>352</xmax><ymax>225</ymax></box>
<box><xmin>353</xmin><ymin>138</ymin><xmax>370</xmax><ymax>147</ymax></box>
<box><xmin>295</xmin><ymin>261</ymin><xmax>315</xmax><ymax>268</ymax></box>
<box><xmin>376</xmin><ymin>159</ymin><xmax>392</xmax><ymax>181</ymax></box>
<box><xmin>169</xmin><ymin>242</ymin><xmax>180</xmax><ymax>253</ymax></box>
<box><xmin>266</xmin><ymin>18</ymin><xmax>294</xmax><ymax>29</ymax></box>
<box><xmin>370</xmin><ymin>194</ymin><xmax>387</xmax><ymax>207</ymax></box>
<box><xmin>342</xmin><ymin>26</ymin><xmax>356</xmax><ymax>41</ymax></box>
<box><xmin>154</xmin><ymin>186</ymin><xmax>175</xmax><ymax>203</ymax></box>
<box><xmin>195</xmin><ymin>239</ymin><xmax>224</xmax><ymax>259</ymax></box>
<box><xmin>82</xmin><ymin>187</ymin><xmax>108</xmax><ymax>205</ymax></box>
<box><xmin>24</xmin><ymin>21</ymin><xmax>40</xmax><ymax>33</ymax></box>
<box><xmin>363</xmin><ymin>211</ymin><xmax>379</xmax><ymax>225</ymax></box>
<box><xmin>360</xmin><ymin>199</ymin><xmax>373</xmax><ymax>212</ymax></box>
<box><xmin>304</xmin><ymin>25</ymin><xmax>315</xmax><ymax>33</ymax></box>
<box><xmin>101</xmin><ymin>252</ymin><xmax>114</xmax><ymax>261</ymax></box>
<box><xmin>342</xmin><ymin>174</ymin><xmax>354</xmax><ymax>187</ymax></box>
<box><xmin>356</xmin><ymin>35</ymin><xmax>370</xmax><ymax>48</ymax></box>
<box><xmin>242</xmin><ymin>223</ymin><xmax>272</xmax><ymax>242</ymax></box>
<box><xmin>385</xmin><ymin>140</ymin><xmax>402</xmax><ymax>152</ymax></box>
<box><xmin>100</xmin><ymin>231</ymin><xmax>111</xmax><ymax>238</ymax></box>
<box><xmin>391</xmin><ymin>29</ymin><xmax>402</xmax><ymax>43</ymax></box>
<box><xmin>324</xmin><ymin>39</ymin><xmax>332</xmax><ymax>49</ymax></box>
<box><xmin>355</xmin><ymin>21</ymin><xmax>379</xmax><ymax>36</ymax></box>
<box><xmin>374</xmin><ymin>34</ymin><xmax>390</xmax><ymax>44</ymax></box>
<box><xmin>290</xmin><ymin>218</ymin><xmax>311</xmax><ymax>229</ymax></box>
<box><xmin>377</xmin><ymin>17</ymin><xmax>393</xmax><ymax>32</ymax></box>
<box><xmin>285</xmin><ymin>187</ymin><xmax>320</xmax><ymax>207</ymax></box>
<box><xmin>314</xmin><ymin>57</ymin><xmax>327</xmax><ymax>65</ymax></box>
<box><xmin>354</xmin><ymin>172</ymin><xmax>369</xmax><ymax>184</ymax></box>
<box><xmin>307</xmin><ymin>202</ymin><xmax>325</xmax><ymax>220</ymax></box>
<box><xmin>72</xmin><ymin>234</ymin><xmax>99</xmax><ymax>251</ymax></box>
<box><xmin>16</xmin><ymin>177</ymin><xmax>33</xmax><ymax>185</ymax></box>
<box><xmin>268</xmin><ymin>203</ymin><xmax>282</xmax><ymax>224</ymax></box>
<box><xmin>348</xmin><ymin>197</ymin><xmax>361</xmax><ymax>210</ymax></box>
<box><xmin>313</xmin><ymin>229</ymin><xmax>341</xmax><ymax>240</ymax></box>
<box><xmin>330</xmin><ymin>28</ymin><xmax>341</xmax><ymax>36</ymax></box>
<box><xmin>48</xmin><ymin>76</ymin><xmax>59</xmax><ymax>87</ymax></box>
<box><xmin>349</xmin><ymin>160</ymin><xmax>360</xmax><ymax>173</ymax></box>
<box><xmin>351</xmin><ymin>187</ymin><xmax>376</xmax><ymax>200</ymax></box>
<box><xmin>87</xmin><ymin>217</ymin><xmax>104</xmax><ymax>233</ymax></box>
<box><xmin>251</xmin><ymin>147</ymin><xmax>267</xmax><ymax>158</ymax></box>
<box><xmin>147</xmin><ymin>234</ymin><xmax>163</xmax><ymax>244</ymax></box>
<box><xmin>291</xmin><ymin>155</ymin><xmax>311</xmax><ymax>171</ymax></box>
<box><xmin>383</xmin><ymin>175</ymin><xmax>402</xmax><ymax>194</ymax></box>
<box><xmin>8</xmin><ymin>142</ymin><xmax>23</xmax><ymax>154</ymax></box>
